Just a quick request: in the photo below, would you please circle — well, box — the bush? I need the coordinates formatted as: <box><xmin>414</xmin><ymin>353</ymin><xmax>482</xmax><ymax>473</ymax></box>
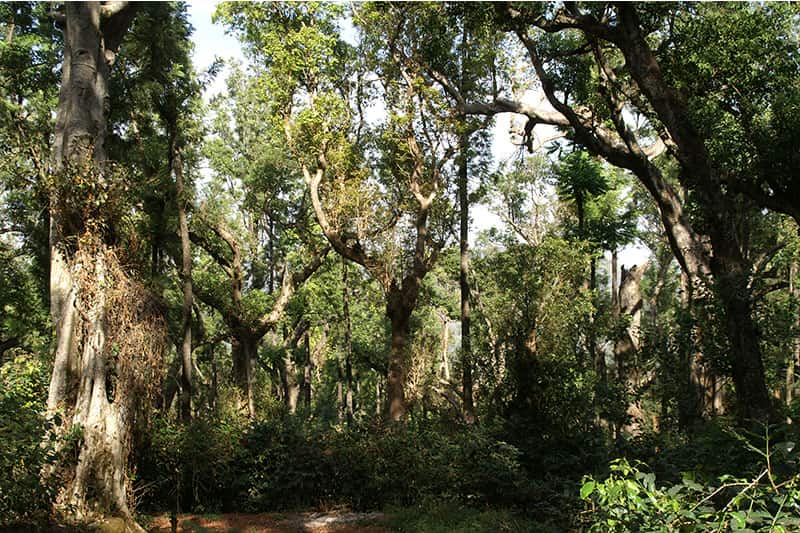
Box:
<box><xmin>136</xmin><ymin>411</ymin><xmax>248</xmax><ymax>513</ymax></box>
<box><xmin>136</xmin><ymin>414</ymin><xmax>529</xmax><ymax>513</ymax></box>
<box><xmin>580</xmin><ymin>427</ymin><xmax>800</xmax><ymax>532</ymax></box>
<box><xmin>0</xmin><ymin>355</ymin><xmax>59</xmax><ymax>524</ymax></box>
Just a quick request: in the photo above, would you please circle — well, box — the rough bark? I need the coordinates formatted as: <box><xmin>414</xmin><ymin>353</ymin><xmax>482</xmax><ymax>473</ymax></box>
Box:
<box><xmin>385</xmin><ymin>280</ymin><xmax>417</xmax><ymax>422</ymax></box>
<box><xmin>615</xmin><ymin>262</ymin><xmax>648</xmax><ymax>435</ymax></box>
<box><xmin>45</xmin><ymin>2</ymin><xmax>145</xmax><ymax>526</ymax></box>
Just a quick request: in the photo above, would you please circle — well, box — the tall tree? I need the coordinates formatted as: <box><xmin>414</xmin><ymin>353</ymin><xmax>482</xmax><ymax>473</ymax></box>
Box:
<box><xmin>417</xmin><ymin>2</ymin><xmax>797</xmax><ymax>422</ymax></box>
<box><xmin>44</xmin><ymin>2</ymin><xmax>166</xmax><ymax>526</ymax></box>
<box><xmin>218</xmin><ymin>3</ymin><xmax>459</xmax><ymax>421</ymax></box>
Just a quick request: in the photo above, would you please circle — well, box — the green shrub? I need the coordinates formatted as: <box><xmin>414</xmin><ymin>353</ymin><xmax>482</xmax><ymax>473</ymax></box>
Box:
<box><xmin>136</xmin><ymin>415</ymin><xmax>529</xmax><ymax>513</ymax></box>
<box><xmin>0</xmin><ymin>355</ymin><xmax>59</xmax><ymax>524</ymax></box>
<box><xmin>136</xmin><ymin>411</ymin><xmax>248</xmax><ymax>513</ymax></box>
<box><xmin>580</xmin><ymin>428</ymin><xmax>800</xmax><ymax>532</ymax></box>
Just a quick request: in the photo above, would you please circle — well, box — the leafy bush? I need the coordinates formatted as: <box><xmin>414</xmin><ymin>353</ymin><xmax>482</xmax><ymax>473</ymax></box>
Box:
<box><xmin>136</xmin><ymin>410</ymin><xmax>248</xmax><ymax>513</ymax></box>
<box><xmin>136</xmin><ymin>415</ymin><xmax>529</xmax><ymax>513</ymax></box>
<box><xmin>0</xmin><ymin>355</ymin><xmax>59</xmax><ymax>524</ymax></box>
<box><xmin>580</xmin><ymin>428</ymin><xmax>800</xmax><ymax>532</ymax></box>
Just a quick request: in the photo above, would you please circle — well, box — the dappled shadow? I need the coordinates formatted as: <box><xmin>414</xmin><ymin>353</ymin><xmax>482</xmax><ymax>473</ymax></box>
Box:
<box><xmin>147</xmin><ymin>512</ymin><xmax>387</xmax><ymax>533</ymax></box>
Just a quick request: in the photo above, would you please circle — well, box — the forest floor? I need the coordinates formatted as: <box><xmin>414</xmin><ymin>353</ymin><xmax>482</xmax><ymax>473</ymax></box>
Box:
<box><xmin>146</xmin><ymin>511</ymin><xmax>388</xmax><ymax>532</ymax></box>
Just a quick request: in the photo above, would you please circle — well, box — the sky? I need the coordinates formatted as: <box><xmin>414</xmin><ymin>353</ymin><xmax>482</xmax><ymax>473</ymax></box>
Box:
<box><xmin>185</xmin><ymin>2</ymin><xmax>650</xmax><ymax>272</ymax></box>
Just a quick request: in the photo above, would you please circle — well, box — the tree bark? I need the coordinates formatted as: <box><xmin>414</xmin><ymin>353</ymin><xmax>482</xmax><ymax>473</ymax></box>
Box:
<box><xmin>302</xmin><ymin>331</ymin><xmax>312</xmax><ymax>409</ymax></box>
<box><xmin>386</xmin><ymin>282</ymin><xmax>415</xmax><ymax>422</ymax></box>
<box><xmin>590</xmin><ymin>256</ymin><xmax>604</xmax><ymax>379</ymax></box>
<box><xmin>611</xmin><ymin>250</ymin><xmax>619</xmax><ymax>319</ymax></box>
<box><xmin>677</xmin><ymin>271</ymin><xmax>705</xmax><ymax>428</ymax></box>
<box><xmin>712</xmin><ymin>252</ymin><xmax>772</xmax><ymax>422</ymax></box>
<box><xmin>173</xmin><ymin>148</ymin><xmax>193</xmax><ymax>421</ymax></box>
<box><xmin>45</xmin><ymin>2</ymin><xmax>143</xmax><ymax>526</ymax></box>
<box><xmin>615</xmin><ymin>262</ymin><xmax>648</xmax><ymax>435</ymax></box>
<box><xmin>232</xmin><ymin>335</ymin><xmax>257</xmax><ymax>417</ymax></box>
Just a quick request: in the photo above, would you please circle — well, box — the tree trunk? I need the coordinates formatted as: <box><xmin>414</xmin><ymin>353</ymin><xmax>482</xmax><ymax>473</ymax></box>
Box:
<box><xmin>677</xmin><ymin>272</ymin><xmax>705</xmax><ymax>428</ymax></box>
<box><xmin>615</xmin><ymin>262</ymin><xmax>648</xmax><ymax>435</ymax></box>
<box><xmin>458</xmin><ymin>133</ymin><xmax>475</xmax><ymax>423</ymax></box>
<box><xmin>45</xmin><ymin>2</ymin><xmax>143</xmax><ymax>526</ymax></box>
<box><xmin>386</xmin><ymin>275</ymin><xmax>421</xmax><ymax>422</ymax></box>
<box><xmin>590</xmin><ymin>256</ymin><xmax>604</xmax><ymax>379</ymax></box>
<box><xmin>302</xmin><ymin>332</ymin><xmax>312</xmax><ymax>409</ymax></box>
<box><xmin>174</xmin><ymin>148</ymin><xmax>193</xmax><ymax>421</ymax></box>
<box><xmin>611</xmin><ymin>250</ymin><xmax>619</xmax><ymax>316</ymax></box>
<box><xmin>386</xmin><ymin>298</ymin><xmax>411</xmax><ymax>422</ymax></box>
<box><xmin>336</xmin><ymin>363</ymin><xmax>344</xmax><ymax>423</ymax></box>
<box><xmin>280</xmin><ymin>334</ymin><xmax>301</xmax><ymax>415</ymax></box>
<box><xmin>232</xmin><ymin>335</ymin><xmax>257</xmax><ymax>417</ymax></box>
<box><xmin>375</xmin><ymin>376</ymin><xmax>381</xmax><ymax>416</ymax></box>
<box><xmin>712</xmin><ymin>250</ymin><xmax>773</xmax><ymax>423</ymax></box>
<box><xmin>210</xmin><ymin>345</ymin><xmax>218</xmax><ymax>411</ymax></box>
<box><xmin>788</xmin><ymin>260</ymin><xmax>798</xmax><ymax>411</ymax></box>
<box><xmin>440</xmin><ymin>312</ymin><xmax>451</xmax><ymax>381</ymax></box>
<box><xmin>342</xmin><ymin>260</ymin><xmax>354</xmax><ymax>423</ymax></box>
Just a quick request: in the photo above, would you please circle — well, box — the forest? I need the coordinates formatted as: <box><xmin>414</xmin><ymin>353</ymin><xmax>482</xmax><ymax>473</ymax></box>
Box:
<box><xmin>1</xmin><ymin>2</ymin><xmax>800</xmax><ymax>531</ymax></box>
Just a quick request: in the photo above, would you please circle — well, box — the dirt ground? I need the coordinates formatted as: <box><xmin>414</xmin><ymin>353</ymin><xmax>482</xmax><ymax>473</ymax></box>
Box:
<box><xmin>146</xmin><ymin>512</ymin><xmax>388</xmax><ymax>533</ymax></box>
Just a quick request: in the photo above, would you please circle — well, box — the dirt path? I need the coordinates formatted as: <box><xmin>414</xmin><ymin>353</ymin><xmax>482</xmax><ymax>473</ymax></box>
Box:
<box><xmin>147</xmin><ymin>512</ymin><xmax>388</xmax><ymax>533</ymax></box>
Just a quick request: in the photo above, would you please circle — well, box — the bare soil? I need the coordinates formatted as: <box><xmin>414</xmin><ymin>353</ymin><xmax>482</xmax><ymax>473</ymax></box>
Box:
<box><xmin>146</xmin><ymin>512</ymin><xmax>388</xmax><ymax>533</ymax></box>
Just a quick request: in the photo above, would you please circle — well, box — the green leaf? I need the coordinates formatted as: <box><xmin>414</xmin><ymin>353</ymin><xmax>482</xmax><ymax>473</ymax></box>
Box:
<box><xmin>729</xmin><ymin>511</ymin><xmax>746</xmax><ymax>529</ymax></box>
<box><xmin>581</xmin><ymin>480</ymin><xmax>596</xmax><ymax>499</ymax></box>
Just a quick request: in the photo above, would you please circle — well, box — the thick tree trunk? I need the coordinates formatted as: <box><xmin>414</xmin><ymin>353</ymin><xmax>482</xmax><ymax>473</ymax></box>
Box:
<box><xmin>711</xmin><ymin>251</ymin><xmax>773</xmax><ymax>422</ymax></box>
<box><xmin>232</xmin><ymin>335</ymin><xmax>257</xmax><ymax>417</ymax></box>
<box><xmin>615</xmin><ymin>262</ymin><xmax>648</xmax><ymax>435</ymax></box>
<box><xmin>46</xmin><ymin>2</ymin><xmax>142</xmax><ymax>526</ymax></box>
<box><xmin>386</xmin><ymin>284</ymin><xmax>414</xmax><ymax>422</ymax></box>
<box><xmin>68</xmin><ymin>252</ymin><xmax>129</xmax><ymax>517</ymax></box>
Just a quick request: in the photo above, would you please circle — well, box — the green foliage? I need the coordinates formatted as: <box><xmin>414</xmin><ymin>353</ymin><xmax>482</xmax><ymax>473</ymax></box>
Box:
<box><xmin>137</xmin><ymin>410</ymin><xmax>249</xmax><ymax>513</ymax></box>
<box><xmin>137</xmin><ymin>415</ymin><xmax>529</xmax><ymax>513</ymax></box>
<box><xmin>0</xmin><ymin>355</ymin><xmax>58</xmax><ymax>524</ymax></box>
<box><xmin>581</xmin><ymin>427</ymin><xmax>800</xmax><ymax>532</ymax></box>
